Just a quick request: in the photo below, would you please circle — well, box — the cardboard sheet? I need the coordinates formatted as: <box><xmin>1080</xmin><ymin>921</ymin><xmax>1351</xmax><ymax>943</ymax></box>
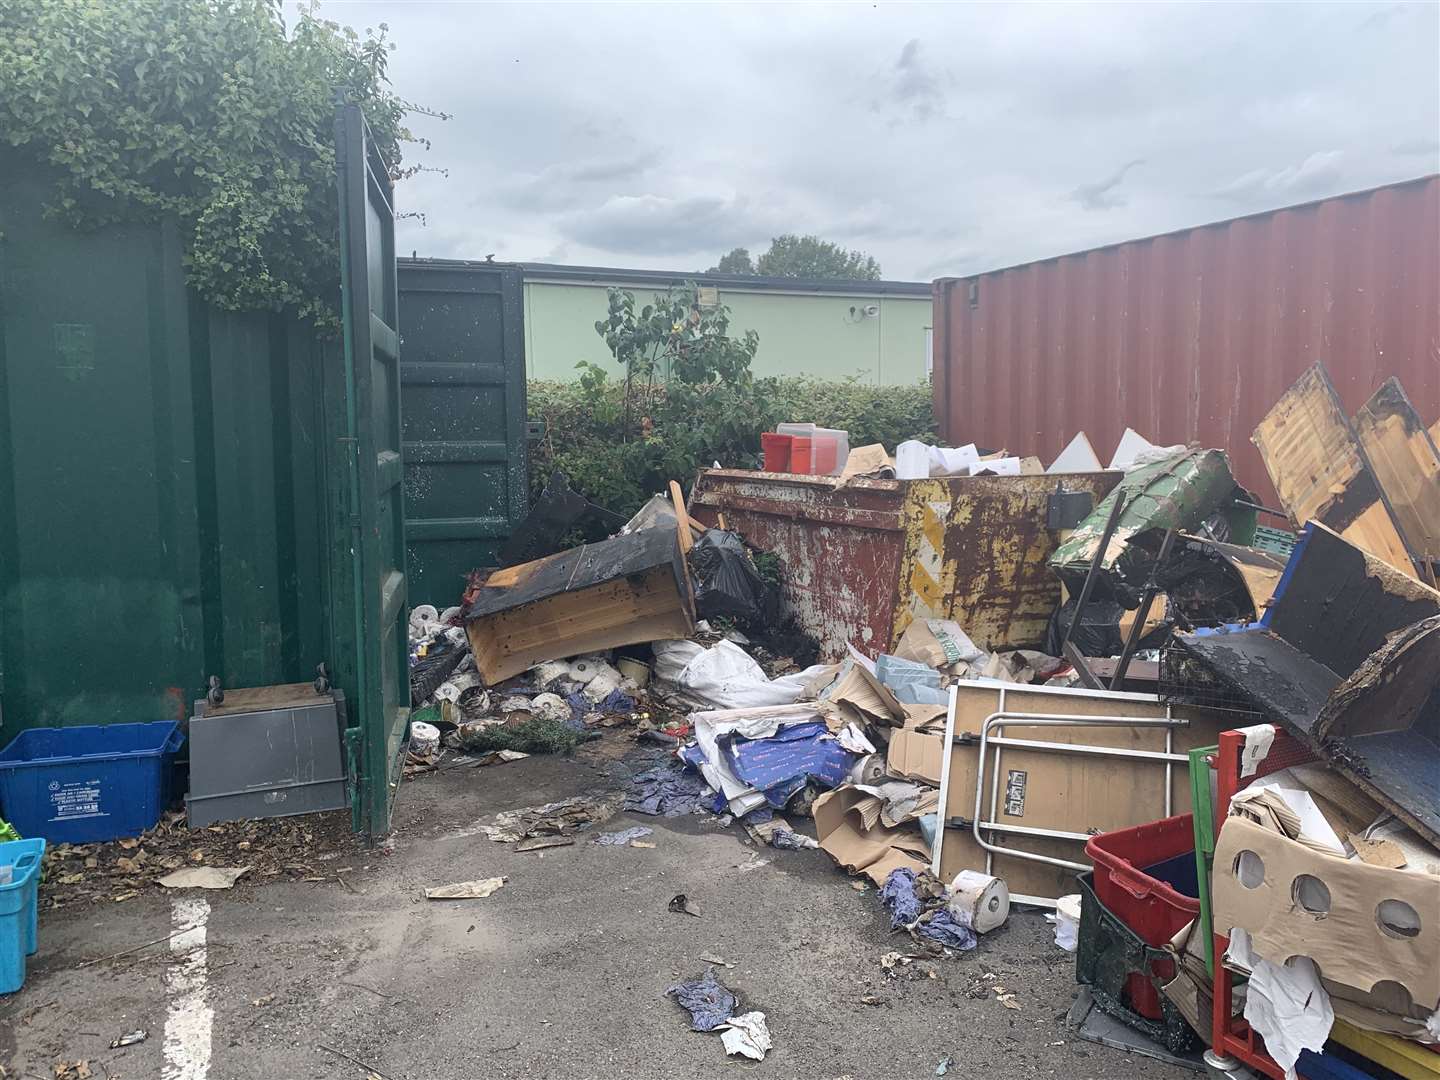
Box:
<box><xmin>1213</xmin><ymin>815</ymin><xmax>1440</xmax><ymax>1012</ymax></box>
<box><xmin>812</xmin><ymin>786</ymin><xmax>930</xmax><ymax>885</ymax></box>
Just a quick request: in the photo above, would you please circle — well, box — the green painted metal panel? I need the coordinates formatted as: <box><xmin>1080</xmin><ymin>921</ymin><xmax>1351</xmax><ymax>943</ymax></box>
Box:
<box><xmin>0</xmin><ymin>163</ymin><xmax>336</xmax><ymax>747</ymax></box>
<box><xmin>398</xmin><ymin>260</ymin><xmax>528</xmax><ymax>607</ymax></box>
<box><xmin>333</xmin><ymin>104</ymin><xmax>409</xmax><ymax>839</ymax></box>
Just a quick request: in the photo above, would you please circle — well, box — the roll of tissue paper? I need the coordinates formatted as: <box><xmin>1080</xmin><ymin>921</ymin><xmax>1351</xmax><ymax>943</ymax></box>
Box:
<box><xmin>948</xmin><ymin>870</ymin><xmax>1010</xmax><ymax>934</ymax></box>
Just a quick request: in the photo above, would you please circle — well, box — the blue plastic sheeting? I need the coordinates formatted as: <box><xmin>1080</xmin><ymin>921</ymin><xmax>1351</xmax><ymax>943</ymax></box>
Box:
<box><xmin>564</xmin><ymin>688</ymin><xmax>636</xmax><ymax>724</ymax></box>
<box><xmin>666</xmin><ymin>968</ymin><xmax>737</xmax><ymax>1032</ymax></box>
<box><xmin>625</xmin><ymin>762</ymin><xmax>710</xmax><ymax>817</ymax></box>
<box><xmin>724</xmin><ymin>722</ymin><xmax>860</xmax><ymax>807</ymax></box>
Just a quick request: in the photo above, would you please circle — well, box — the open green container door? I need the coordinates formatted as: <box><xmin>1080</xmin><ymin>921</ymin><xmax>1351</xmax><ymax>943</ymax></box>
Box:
<box><xmin>332</xmin><ymin>104</ymin><xmax>410</xmax><ymax>839</ymax></box>
<box><xmin>0</xmin><ymin>165</ymin><xmax>330</xmax><ymax>744</ymax></box>
<box><xmin>398</xmin><ymin>261</ymin><xmax>528</xmax><ymax>609</ymax></box>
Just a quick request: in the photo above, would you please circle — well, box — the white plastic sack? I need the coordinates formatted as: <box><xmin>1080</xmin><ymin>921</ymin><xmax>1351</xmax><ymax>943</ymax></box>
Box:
<box><xmin>652</xmin><ymin>639</ymin><xmax>706</xmax><ymax>685</ymax></box>
<box><xmin>653</xmin><ymin>639</ymin><xmax>827</xmax><ymax>710</ymax></box>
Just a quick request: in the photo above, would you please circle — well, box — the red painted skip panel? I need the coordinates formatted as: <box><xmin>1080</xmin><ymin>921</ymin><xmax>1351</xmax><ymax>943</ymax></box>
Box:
<box><xmin>933</xmin><ymin>176</ymin><xmax>1440</xmax><ymax>509</ymax></box>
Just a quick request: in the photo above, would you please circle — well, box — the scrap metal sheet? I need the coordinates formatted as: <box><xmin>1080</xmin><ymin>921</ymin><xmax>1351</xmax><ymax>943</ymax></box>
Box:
<box><xmin>689</xmin><ymin>471</ymin><xmax>906</xmax><ymax>659</ymax></box>
<box><xmin>894</xmin><ymin>472</ymin><xmax>1119</xmax><ymax>651</ymax></box>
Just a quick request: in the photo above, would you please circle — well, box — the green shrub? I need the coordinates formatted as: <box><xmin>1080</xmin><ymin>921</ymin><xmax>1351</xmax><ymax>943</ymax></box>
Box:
<box><xmin>527</xmin><ymin>375</ymin><xmax>937</xmax><ymax>525</ymax></box>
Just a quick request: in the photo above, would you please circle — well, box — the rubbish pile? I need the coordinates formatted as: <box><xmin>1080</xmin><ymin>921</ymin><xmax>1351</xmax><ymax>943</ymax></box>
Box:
<box><xmin>404</xmin><ymin>360</ymin><xmax>1438</xmax><ymax>1078</ymax></box>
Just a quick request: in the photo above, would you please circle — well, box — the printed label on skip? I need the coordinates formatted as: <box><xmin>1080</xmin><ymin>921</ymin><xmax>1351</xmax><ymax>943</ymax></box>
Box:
<box><xmin>48</xmin><ymin>778</ymin><xmax>106</xmax><ymax>820</ymax></box>
<box><xmin>1004</xmin><ymin>770</ymin><xmax>1027</xmax><ymax>817</ymax></box>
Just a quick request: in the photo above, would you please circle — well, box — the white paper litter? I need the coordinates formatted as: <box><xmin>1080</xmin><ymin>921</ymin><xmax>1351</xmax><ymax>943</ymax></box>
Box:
<box><xmin>1237</xmin><ymin>723</ymin><xmax>1276</xmax><ymax>777</ymax></box>
<box><xmin>968</xmin><ymin>456</ymin><xmax>1021</xmax><ymax>476</ymax></box>
<box><xmin>425</xmin><ymin>877</ymin><xmax>507</xmax><ymax>900</ymax></box>
<box><xmin>836</xmin><ymin>722</ymin><xmax>877</xmax><ymax>755</ymax></box>
<box><xmin>1225</xmin><ymin>929</ymin><xmax>1333</xmax><ymax>1080</ymax></box>
<box><xmin>895</xmin><ymin>440</ymin><xmax>981</xmax><ymax>479</ymax></box>
<box><xmin>1233</xmin><ymin>767</ymin><xmax>1347</xmax><ymax>856</ymax></box>
<box><xmin>157</xmin><ymin>866</ymin><xmax>251</xmax><ymax>890</ymax></box>
<box><xmin>1050</xmin><ymin>894</ymin><xmax>1081</xmax><ymax>951</ymax></box>
<box><xmin>1109</xmin><ymin>428</ymin><xmax>1187</xmax><ymax>471</ymax></box>
<box><xmin>719</xmin><ymin>1011</ymin><xmax>772</xmax><ymax>1060</ymax></box>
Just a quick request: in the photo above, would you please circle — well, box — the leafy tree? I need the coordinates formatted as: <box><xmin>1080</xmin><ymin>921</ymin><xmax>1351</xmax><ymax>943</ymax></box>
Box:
<box><xmin>708</xmin><ymin>247</ymin><xmax>756</xmax><ymax>275</ymax></box>
<box><xmin>756</xmin><ymin>234</ymin><xmax>881</xmax><ymax>280</ymax></box>
<box><xmin>0</xmin><ymin>0</ymin><xmax>432</xmax><ymax>325</ymax></box>
<box><xmin>593</xmin><ymin>284</ymin><xmax>758</xmax><ymax>388</ymax></box>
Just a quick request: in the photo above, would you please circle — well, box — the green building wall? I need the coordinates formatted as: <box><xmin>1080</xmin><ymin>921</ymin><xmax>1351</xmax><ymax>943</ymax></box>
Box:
<box><xmin>522</xmin><ymin>278</ymin><xmax>933</xmax><ymax>385</ymax></box>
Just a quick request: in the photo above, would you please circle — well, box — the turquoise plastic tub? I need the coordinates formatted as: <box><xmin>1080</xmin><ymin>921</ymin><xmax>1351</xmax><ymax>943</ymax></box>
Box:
<box><xmin>0</xmin><ymin>837</ymin><xmax>44</xmax><ymax>993</ymax></box>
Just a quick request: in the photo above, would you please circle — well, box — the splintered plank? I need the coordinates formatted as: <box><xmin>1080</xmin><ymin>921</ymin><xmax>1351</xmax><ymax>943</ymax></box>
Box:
<box><xmin>1252</xmin><ymin>364</ymin><xmax>1416</xmax><ymax>576</ymax></box>
<box><xmin>1353</xmin><ymin>377</ymin><xmax>1440</xmax><ymax>573</ymax></box>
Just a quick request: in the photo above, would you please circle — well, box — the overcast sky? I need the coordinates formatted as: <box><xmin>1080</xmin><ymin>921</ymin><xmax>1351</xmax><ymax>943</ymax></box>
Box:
<box><xmin>314</xmin><ymin>1</ymin><xmax>1439</xmax><ymax>281</ymax></box>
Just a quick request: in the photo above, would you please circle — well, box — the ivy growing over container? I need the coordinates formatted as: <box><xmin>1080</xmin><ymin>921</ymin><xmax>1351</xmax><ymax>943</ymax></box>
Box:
<box><xmin>0</xmin><ymin>0</ymin><xmax>437</xmax><ymax>326</ymax></box>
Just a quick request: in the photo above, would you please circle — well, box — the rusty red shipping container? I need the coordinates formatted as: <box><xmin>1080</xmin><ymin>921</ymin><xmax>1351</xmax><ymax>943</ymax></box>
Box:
<box><xmin>933</xmin><ymin>175</ymin><xmax>1440</xmax><ymax>509</ymax></box>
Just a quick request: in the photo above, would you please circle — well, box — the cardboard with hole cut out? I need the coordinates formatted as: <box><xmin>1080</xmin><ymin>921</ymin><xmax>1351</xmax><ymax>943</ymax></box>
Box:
<box><xmin>1213</xmin><ymin>815</ymin><xmax>1440</xmax><ymax>1014</ymax></box>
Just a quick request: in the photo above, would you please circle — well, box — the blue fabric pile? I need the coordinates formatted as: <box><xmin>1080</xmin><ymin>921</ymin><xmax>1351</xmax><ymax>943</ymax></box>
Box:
<box><xmin>666</xmin><ymin>968</ymin><xmax>737</xmax><ymax>1031</ymax></box>
<box><xmin>879</xmin><ymin>868</ymin><xmax>977</xmax><ymax>952</ymax></box>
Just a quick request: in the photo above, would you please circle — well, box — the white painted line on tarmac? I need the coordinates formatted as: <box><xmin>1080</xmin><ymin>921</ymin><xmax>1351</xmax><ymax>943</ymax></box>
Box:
<box><xmin>163</xmin><ymin>896</ymin><xmax>213</xmax><ymax>1080</ymax></box>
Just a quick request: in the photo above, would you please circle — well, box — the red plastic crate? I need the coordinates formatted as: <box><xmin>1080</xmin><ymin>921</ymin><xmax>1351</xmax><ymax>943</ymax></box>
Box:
<box><xmin>1085</xmin><ymin>814</ymin><xmax>1201</xmax><ymax>1019</ymax></box>
<box><xmin>761</xmin><ymin>432</ymin><xmax>793</xmax><ymax>472</ymax></box>
<box><xmin>788</xmin><ymin>435</ymin><xmax>814</xmax><ymax>473</ymax></box>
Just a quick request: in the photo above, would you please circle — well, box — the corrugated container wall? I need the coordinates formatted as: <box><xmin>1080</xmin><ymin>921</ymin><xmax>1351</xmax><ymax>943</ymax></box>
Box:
<box><xmin>933</xmin><ymin>176</ymin><xmax>1440</xmax><ymax>508</ymax></box>
<box><xmin>0</xmin><ymin>164</ymin><xmax>334</xmax><ymax>743</ymax></box>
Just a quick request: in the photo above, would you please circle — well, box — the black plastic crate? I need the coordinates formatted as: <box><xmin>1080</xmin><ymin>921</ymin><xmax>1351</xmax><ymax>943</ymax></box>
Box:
<box><xmin>1074</xmin><ymin>872</ymin><xmax>1201</xmax><ymax>1055</ymax></box>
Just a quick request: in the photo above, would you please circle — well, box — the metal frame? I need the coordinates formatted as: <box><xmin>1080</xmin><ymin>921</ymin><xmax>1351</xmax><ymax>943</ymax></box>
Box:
<box><xmin>333</xmin><ymin>102</ymin><xmax>410</xmax><ymax>840</ymax></box>
<box><xmin>929</xmin><ymin>680</ymin><xmax>1188</xmax><ymax>907</ymax></box>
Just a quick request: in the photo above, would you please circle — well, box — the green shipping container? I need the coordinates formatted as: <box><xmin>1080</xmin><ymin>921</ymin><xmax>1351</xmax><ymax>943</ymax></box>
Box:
<box><xmin>0</xmin><ymin>104</ymin><xmax>413</xmax><ymax>837</ymax></box>
<box><xmin>0</xmin><ymin>165</ymin><xmax>330</xmax><ymax>742</ymax></box>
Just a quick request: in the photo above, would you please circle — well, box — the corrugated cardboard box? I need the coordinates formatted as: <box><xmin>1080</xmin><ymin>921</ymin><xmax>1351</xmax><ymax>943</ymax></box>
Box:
<box><xmin>1213</xmin><ymin>814</ymin><xmax>1439</xmax><ymax>1031</ymax></box>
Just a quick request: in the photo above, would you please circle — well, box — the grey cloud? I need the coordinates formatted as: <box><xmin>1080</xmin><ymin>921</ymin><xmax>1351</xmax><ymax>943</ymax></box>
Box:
<box><xmin>494</xmin><ymin>152</ymin><xmax>660</xmax><ymax>212</ymax></box>
<box><xmin>322</xmin><ymin>1</ymin><xmax>1439</xmax><ymax>278</ymax></box>
<box><xmin>1392</xmin><ymin>139</ymin><xmax>1440</xmax><ymax>157</ymax></box>
<box><xmin>874</xmin><ymin>38</ymin><xmax>946</xmax><ymax>122</ymax></box>
<box><xmin>1213</xmin><ymin>150</ymin><xmax>1345</xmax><ymax>201</ymax></box>
<box><xmin>1071</xmin><ymin>159</ymin><xmax>1146</xmax><ymax>211</ymax></box>
<box><xmin>559</xmin><ymin>194</ymin><xmax>776</xmax><ymax>256</ymax></box>
<box><xmin>1358</xmin><ymin>4</ymin><xmax>1406</xmax><ymax>30</ymax></box>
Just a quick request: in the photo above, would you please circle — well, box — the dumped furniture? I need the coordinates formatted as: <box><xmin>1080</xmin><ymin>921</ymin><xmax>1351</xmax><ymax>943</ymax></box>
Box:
<box><xmin>1174</xmin><ymin>522</ymin><xmax>1440</xmax><ymax>843</ymax></box>
<box><xmin>1253</xmin><ymin>364</ymin><xmax>1439</xmax><ymax>585</ymax></box>
<box><xmin>463</xmin><ymin>526</ymin><xmax>695</xmax><ymax>684</ymax></box>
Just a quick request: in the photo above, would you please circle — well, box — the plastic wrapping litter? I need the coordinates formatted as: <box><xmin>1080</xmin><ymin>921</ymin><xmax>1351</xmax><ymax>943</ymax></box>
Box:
<box><xmin>875</xmin><ymin>654</ymin><xmax>947</xmax><ymax>705</ymax></box>
<box><xmin>688</xmin><ymin>531</ymin><xmax>776</xmax><ymax>627</ymax></box>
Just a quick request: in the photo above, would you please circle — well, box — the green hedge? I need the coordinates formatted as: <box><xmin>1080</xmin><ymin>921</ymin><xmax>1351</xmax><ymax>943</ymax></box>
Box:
<box><xmin>527</xmin><ymin>376</ymin><xmax>936</xmax><ymax>525</ymax></box>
